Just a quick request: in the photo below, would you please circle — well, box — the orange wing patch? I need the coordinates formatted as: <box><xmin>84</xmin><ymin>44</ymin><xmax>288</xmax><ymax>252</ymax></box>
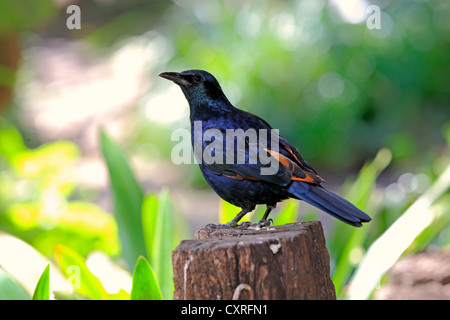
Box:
<box><xmin>221</xmin><ymin>148</ymin><xmax>323</xmax><ymax>185</ymax></box>
<box><xmin>282</xmin><ymin>144</ymin><xmax>302</xmax><ymax>165</ymax></box>
<box><xmin>263</xmin><ymin>149</ymin><xmax>295</xmax><ymax>171</ymax></box>
<box><xmin>291</xmin><ymin>173</ymin><xmax>321</xmax><ymax>184</ymax></box>
<box><xmin>265</xmin><ymin>148</ymin><xmax>323</xmax><ymax>185</ymax></box>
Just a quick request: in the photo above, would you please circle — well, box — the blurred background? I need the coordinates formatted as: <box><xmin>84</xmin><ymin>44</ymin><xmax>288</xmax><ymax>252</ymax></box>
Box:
<box><xmin>0</xmin><ymin>0</ymin><xmax>449</xmax><ymax>300</ymax></box>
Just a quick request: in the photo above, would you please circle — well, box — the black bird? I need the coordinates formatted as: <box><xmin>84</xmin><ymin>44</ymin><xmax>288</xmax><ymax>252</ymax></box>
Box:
<box><xmin>159</xmin><ymin>70</ymin><xmax>371</xmax><ymax>227</ymax></box>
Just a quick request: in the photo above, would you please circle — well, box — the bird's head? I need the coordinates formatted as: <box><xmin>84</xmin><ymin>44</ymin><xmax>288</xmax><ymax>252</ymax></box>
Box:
<box><xmin>159</xmin><ymin>69</ymin><xmax>230</xmax><ymax>107</ymax></box>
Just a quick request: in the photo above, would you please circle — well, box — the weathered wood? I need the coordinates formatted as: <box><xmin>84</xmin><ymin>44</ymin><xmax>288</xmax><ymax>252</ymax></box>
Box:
<box><xmin>172</xmin><ymin>221</ymin><xmax>336</xmax><ymax>300</ymax></box>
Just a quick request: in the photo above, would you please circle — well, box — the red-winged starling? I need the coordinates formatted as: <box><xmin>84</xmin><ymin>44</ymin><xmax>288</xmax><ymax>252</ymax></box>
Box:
<box><xmin>160</xmin><ymin>69</ymin><xmax>371</xmax><ymax>227</ymax></box>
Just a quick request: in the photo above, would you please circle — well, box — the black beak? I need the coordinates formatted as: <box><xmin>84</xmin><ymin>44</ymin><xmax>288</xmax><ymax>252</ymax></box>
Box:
<box><xmin>159</xmin><ymin>72</ymin><xmax>191</xmax><ymax>86</ymax></box>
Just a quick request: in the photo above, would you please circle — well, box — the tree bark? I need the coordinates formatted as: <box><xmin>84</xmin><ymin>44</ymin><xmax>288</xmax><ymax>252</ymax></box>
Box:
<box><xmin>172</xmin><ymin>221</ymin><xmax>336</xmax><ymax>300</ymax></box>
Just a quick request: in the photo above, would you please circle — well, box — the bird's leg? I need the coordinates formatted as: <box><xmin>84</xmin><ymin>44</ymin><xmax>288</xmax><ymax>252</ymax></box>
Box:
<box><xmin>238</xmin><ymin>205</ymin><xmax>276</xmax><ymax>228</ymax></box>
<box><xmin>205</xmin><ymin>208</ymin><xmax>252</xmax><ymax>228</ymax></box>
<box><xmin>256</xmin><ymin>204</ymin><xmax>276</xmax><ymax>227</ymax></box>
<box><xmin>227</xmin><ymin>208</ymin><xmax>251</xmax><ymax>227</ymax></box>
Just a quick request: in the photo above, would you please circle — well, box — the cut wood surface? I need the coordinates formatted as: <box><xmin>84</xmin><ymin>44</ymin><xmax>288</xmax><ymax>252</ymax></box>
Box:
<box><xmin>172</xmin><ymin>221</ymin><xmax>336</xmax><ymax>300</ymax></box>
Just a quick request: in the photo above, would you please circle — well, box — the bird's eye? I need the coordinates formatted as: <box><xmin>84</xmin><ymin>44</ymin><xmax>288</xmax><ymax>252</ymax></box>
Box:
<box><xmin>193</xmin><ymin>75</ymin><xmax>203</xmax><ymax>83</ymax></box>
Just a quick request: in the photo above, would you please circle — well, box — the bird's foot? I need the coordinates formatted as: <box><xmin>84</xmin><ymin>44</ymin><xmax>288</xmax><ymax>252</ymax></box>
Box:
<box><xmin>238</xmin><ymin>218</ymin><xmax>273</xmax><ymax>229</ymax></box>
<box><xmin>205</xmin><ymin>221</ymin><xmax>238</xmax><ymax>229</ymax></box>
<box><xmin>205</xmin><ymin>219</ymin><xmax>273</xmax><ymax>230</ymax></box>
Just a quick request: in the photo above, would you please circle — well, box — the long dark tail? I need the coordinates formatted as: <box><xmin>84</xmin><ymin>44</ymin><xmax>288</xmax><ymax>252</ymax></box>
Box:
<box><xmin>287</xmin><ymin>182</ymin><xmax>372</xmax><ymax>227</ymax></box>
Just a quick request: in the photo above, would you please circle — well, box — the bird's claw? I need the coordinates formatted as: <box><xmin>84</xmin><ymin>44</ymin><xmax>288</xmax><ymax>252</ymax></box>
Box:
<box><xmin>238</xmin><ymin>218</ymin><xmax>273</xmax><ymax>229</ymax></box>
<box><xmin>257</xmin><ymin>218</ymin><xmax>273</xmax><ymax>227</ymax></box>
<box><xmin>253</xmin><ymin>218</ymin><xmax>272</xmax><ymax>228</ymax></box>
<box><xmin>205</xmin><ymin>219</ymin><xmax>273</xmax><ymax>230</ymax></box>
<box><xmin>205</xmin><ymin>221</ymin><xmax>238</xmax><ymax>229</ymax></box>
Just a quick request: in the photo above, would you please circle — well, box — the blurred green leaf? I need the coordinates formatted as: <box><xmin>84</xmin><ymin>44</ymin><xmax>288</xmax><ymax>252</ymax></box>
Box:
<box><xmin>142</xmin><ymin>188</ymin><xmax>191</xmax><ymax>299</ymax></box>
<box><xmin>408</xmin><ymin>197</ymin><xmax>450</xmax><ymax>253</ymax></box>
<box><xmin>142</xmin><ymin>194</ymin><xmax>158</xmax><ymax>256</ymax></box>
<box><xmin>442</xmin><ymin>122</ymin><xmax>450</xmax><ymax>146</ymax></box>
<box><xmin>53</xmin><ymin>291</ymin><xmax>90</xmax><ymax>300</ymax></box>
<box><xmin>151</xmin><ymin>188</ymin><xmax>173</xmax><ymax>299</ymax></box>
<box><xmin>12</xmin><ymin>141</ymin><xmax>79</xmax><ymax>178</ymax></box>
<box><xmin>218</xmin><ymin>199</ymin><xmax>254</xmax><ymax>224</ymax></box>
<box><xmin>130</xmin><ymin>256</ymin><xmax>162</xmax><ymax>300</ymax></box>
<box><xmin>54</xmin><ymin>245</ymin><xmax>108</xmax><ymax>300</ymax></box>
<box><xmin>108</xmin><ymin>289</ymin><xmax>131</xmax><ymax>300</ymax></box>
<box><xmin>0</xmin><ymin>266</ymin><xmax>30</xmax><ymax>300</ymax></box>
<box><xmin>3</xmin><ymin>201</ymin><xmax>120</xmax><ymax>258</ymax></box>
<box><xmin>32</xmin><ymin>263</ymin><xmax>50</xmax><ymax>300</ymax></box>
<box><xmin>100</xmin><ymin>130</ymin><xmax>146</xmax><ymax>270</ymax></box>
<box><xmin>0</xmin><ymin>118</ymin><xmax>26</xmax><ymax>158</ymax></box>
<box><xmin>219</xmin><ymin>199</ymin><xmax>240</xmax><ymax>225</ymax></box>
<box><xmin>0</xmin><ymin>0</ymin><xmax>57</xmax><ymax>33</ymax></box>
<box><xmin>331</xmin><ymin>148</ymin><xmax>392</xmax><ymax>297</ymax></box>
<box><xmin>272</xmin><ymin>199</ymin><xmax>299</xmax><ymax>225</ymax></box>
<box><xmin>385</xmin><ymin>132</ymin><xmax>417</xmax><ymax>161</ymax></box>
<box><xmin>0</xmin><ymin>64</ymin><xmax>16</xmax><ymax>87</ymax></box>
<box><xmin>143</xmin><ymin>188</ymin><xmax>174</xmax><ymax>299</ymax></box>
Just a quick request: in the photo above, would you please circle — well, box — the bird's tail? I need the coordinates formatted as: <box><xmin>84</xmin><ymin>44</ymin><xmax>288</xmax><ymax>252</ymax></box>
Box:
<box><xmin>287</xmin><ymin>181</ymin><xmax>371</xmax><ymax>227</ymax></box>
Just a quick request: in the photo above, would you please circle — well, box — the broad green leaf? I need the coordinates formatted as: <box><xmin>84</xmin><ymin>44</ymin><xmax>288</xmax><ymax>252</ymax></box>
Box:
<box><xmin>0</xmin><ymin>266</ymin><xmax>30</xmax><ymax>300</ymax></box>
<box><xmin>130</xmin><ymin>256</ymin><xmax>162</xmax><ymax>300</ymax></box>
<box><xmin>332</xmin><ymin>148</ymin><xmax>391</xmax><ymax>296</ymax></box>
<box><xmin>143</xmin><ymin>189</ymin><xmax>191</xmax><ymax>299</ymax></box>
<box><xmin>100</xmin><ymin>130</ymin><xmax>147</xmax><ymax>270</ymax></box>
<box><xmin>144</xmin><ymin>189</ymin><xmax>174</xmax><ymax>299</ymax></box>
<box><xmin>409</xmin><ymin>197</ymin><xmax>450</xmax><ymax>253</ymax></box>
<box><xmin>54</xmin><ymin>245</ymin><xmax>108</xmax><ymax>300</ymax></box>
<box><xmin>142</xmin><ymin>193</ymin><xmax>159</xmax><ymax>257</ymax></box>
<box><xmin>32</xmin><ymin>264</ymin><xmax>50</xmax><ymax>300</ymax></box>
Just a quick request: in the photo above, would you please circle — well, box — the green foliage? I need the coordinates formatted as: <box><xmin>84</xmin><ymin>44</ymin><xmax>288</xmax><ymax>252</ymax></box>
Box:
<box><xmin>101</xmin><ymin>132</ymin><xmax>190</xmax><ymax>299</ymax></box>
<box><xmin>0</xmin><ymin>119</ymin><xmax>120</xmax><ymax>257</ymax></box>
<box><xmin>55</xmin><ymin>245</ymin><xmax>109</xmax><ymax>300</ymax></box>
<box><xmin>142</xmin><ymin>190</ymin><xmax>175</xmax><ymax>299</ymax></box>
<box><xmin>348</xmin><ymin>161</ymin><xmax>450</xmax><ymax>300</ymax></box>
<box><xmin>100</xmin><ymin>130</ymin><xmax>147</xmax><ymax>269</ymax></box>
<box><xmin>1</xmin><ymin>123</ymin><xmax>449</xmax><ymax>300</ymax></box>
<box><xmin>331</xmin><ymin>148</ymin><xmax>392</xmax><ymax>296</ymax></box>
<box><xmin>272</xmin><ymin>199</ymin><xmax>299</xmax><ymax>226</ymax></box>
<box><xmin>32</xmin><ymin>264</ymin><xmax>50</xmax><ymax>300</ymax></box>
<box><xmin>13</xmin><ymin>253</ymin><xmax>163</xmax><ymax>300</ymax></box>
<box><xmin>0</xmin><ymin>0</ymin><xmax>57</xmax><ymax>33</ymax></box>
<box><xmin>0</xmin><ymin>266</ymin><xmax>30</xmax><ymax>300</ymax></box>
<box><xmin>409</xmin><ymin>195</ymin><xmax>450</xmax><ymax>253</ymax></box>
<box><xmin>101</xmin><ymin>131</ymin><xmax>186</xmax><ymax>299</ymax></box>
<box><xmin>219</xmin><ymin>198</ymin><xmax>253</xmax><ymax>224</ymax></box>
<box><xmin>130</xmin><ymin>256</ymin><xmax>162</xmax><ymax>300</ymax></box>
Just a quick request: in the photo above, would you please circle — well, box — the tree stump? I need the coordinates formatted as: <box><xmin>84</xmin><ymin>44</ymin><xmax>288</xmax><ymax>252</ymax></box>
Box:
<box><xmin>172</xmin><ymin>221</ymin><xmax>336</xmax><ymax>300</ymax></box>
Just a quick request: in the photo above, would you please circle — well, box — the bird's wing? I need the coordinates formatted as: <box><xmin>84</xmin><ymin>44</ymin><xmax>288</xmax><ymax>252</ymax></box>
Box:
<box><xmin>278</xmin><ymin>136</ymin><xmax>321</xmax><ymax>176</ymax></box>
<box><xmin>201</xmin><ymin>131</ymin><xmax>323</xmax><ymax>186</ymax></box>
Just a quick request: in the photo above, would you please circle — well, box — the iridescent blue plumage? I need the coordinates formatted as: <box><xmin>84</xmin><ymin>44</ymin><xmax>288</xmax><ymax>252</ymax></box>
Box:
<box><xmin>160</xmin><ymin>70</ymin><xmax>371</xmax><ymax>227</ymax></box>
